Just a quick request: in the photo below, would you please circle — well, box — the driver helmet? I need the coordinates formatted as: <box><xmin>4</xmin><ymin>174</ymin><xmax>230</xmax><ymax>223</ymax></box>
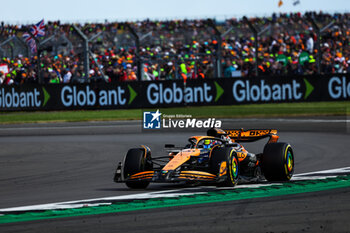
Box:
<box><xmin>203</xmin><ymin>139</ymin><xmax>211</xmax><ymax>149</ymax></box>
<box><xmin>203</xmin><ymin>139</ymin><xmax>219</xmax><ymax>149</ymax></box>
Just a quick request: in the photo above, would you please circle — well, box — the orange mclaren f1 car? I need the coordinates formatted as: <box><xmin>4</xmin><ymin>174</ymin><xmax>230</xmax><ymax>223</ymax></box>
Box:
<box><xmin>113</xmin><ymin>128</ymin><xmax>294</xmax><ymax>189</ymax></box>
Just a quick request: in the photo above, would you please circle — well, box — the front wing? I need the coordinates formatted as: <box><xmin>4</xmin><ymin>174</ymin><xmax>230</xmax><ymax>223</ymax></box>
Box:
<box><xmin>114</xmin><ymin>163</ymin><xmax>226</xmax><ymax>183</ymax></box>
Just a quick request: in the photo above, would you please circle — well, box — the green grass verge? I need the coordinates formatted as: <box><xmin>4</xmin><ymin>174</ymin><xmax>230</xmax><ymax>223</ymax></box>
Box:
<box><xmin>1</xmin><ymin>175</ymin><xmax>350</xmax><ymax>224</ymax></box>
<box><xmin>0</xmin><ymin>101</ymin><xmax>349</xmax><ymax>124</ymax></box>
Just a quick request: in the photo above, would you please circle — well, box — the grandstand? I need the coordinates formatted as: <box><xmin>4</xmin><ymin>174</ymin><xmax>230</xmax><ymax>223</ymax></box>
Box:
<box><xmin>0</xmin><ymin>11</ymin><xmax>349</xmax><ymax>85</ymax></box>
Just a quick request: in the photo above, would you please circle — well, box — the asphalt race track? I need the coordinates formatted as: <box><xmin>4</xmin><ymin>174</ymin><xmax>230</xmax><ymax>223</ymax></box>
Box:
<box><xmin>0</xmin><ymin>117</ymin><xmax>350</xmax><ymax>232</ymax></box>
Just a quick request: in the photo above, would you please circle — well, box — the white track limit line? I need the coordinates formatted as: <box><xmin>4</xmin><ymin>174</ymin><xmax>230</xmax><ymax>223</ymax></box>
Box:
<box><xmin>0</xmin><ymin>166</ymin><xmax>349</xmax><ymax>213</ymax></box>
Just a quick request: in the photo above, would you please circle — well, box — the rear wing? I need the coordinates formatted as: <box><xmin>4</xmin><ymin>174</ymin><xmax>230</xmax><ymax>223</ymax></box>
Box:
<box><xmin>224</xmin><ymin>129</ymin><xmax>279</xmax><ymax>143</ymax></box>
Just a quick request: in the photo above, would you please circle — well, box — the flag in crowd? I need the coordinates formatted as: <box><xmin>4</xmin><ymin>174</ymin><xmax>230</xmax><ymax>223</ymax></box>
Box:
<box><xmin>293</xmin><ymin>0</ymin><xmax>300</xmax><ymax>6</ymax></box>
<box><xmin>278</xmin><ymin>0</ymin><xmax>283</xmax><ymax>7</ymax></box>
<box><xmin>22</xmin><ymin>33</ymin><xmax>37</xmax><ymax>53</ymax></box>
<box><xmin>22</xmin><ymin>19</ymin><xmax>45</xmax><ymax>54</ymax></box>
<box><xmin>30</xmin><ymin>19</ymin><xmax>45</xmax><ymax>37</ymax></box>
<box><xmin>278</xmin><ymin>0</ymin><xmax>301</xmax><ymax>7</ymax></box>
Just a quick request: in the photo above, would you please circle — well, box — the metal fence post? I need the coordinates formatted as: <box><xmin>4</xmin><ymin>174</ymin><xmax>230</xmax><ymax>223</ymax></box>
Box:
<box><xmin>308</xmin><ymin>17</ymin><xmax>335</xmax><ymax>74</ymax></box>
<box><xmin>243</xmin><ymin>16</ymin><xmax>258</xmax><ymax>77</ymax></box>
<box><xmin>0</xmin><ymin>22</ymin><xmax>4</xmax><ymax>37</ymax></box>
<box><xmin>125</xmin><ymin>23</ymin><xmax>142</xmax><ymax>81</ymax></box>
<box><xmin>88</xmin><ymin>50</ymin><xmax>106</xmax><ymax>81</ymax></box>
<box><xmin>174</xmin><ymin>58</ymin><xmax>179</xmax><ymax>80</ymax></box>
<box><xmin>0</xmin><ymin>37</ymin><xmax>14</xmax><ymax>58</ymax></box>
<box><xmin>207</xmin><ymin>19</ymin><xmax>222</xmax><ymax>77</ymax></box>
<box><xmin>17</xmin><ymin>36</ymin><xmax>30</xmax><ymax>57</ymax></box>
<box><xmin>87</xmin><ymin>32</ymin><xmax>107</xmax><ymax>81</ymax></box>
<box><xmin>72</xmin><ymin>25</ymin><xmax>89</xmax><ymax>80</ymax></box>
<box><xmin>0</xmin><ymin>47</ymin><xmax>5</xmax><ymax>57</ymax></box>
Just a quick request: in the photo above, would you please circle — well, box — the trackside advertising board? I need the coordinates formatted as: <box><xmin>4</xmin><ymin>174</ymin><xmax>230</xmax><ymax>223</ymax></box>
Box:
<box><xmin>0</xmin><ymin>75</ymin><xmax>349</xmax><ymax>111</ymax></box>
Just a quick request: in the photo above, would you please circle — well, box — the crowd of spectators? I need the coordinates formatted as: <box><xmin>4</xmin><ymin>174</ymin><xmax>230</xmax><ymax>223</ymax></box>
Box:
<box><xmin>0</xmin><ymin>11</ymin><xmax>349</xmax><ymax>85</ymax></box>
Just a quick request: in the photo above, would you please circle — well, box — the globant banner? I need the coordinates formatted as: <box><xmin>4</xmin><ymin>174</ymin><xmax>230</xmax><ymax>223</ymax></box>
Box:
<box><xmin>0</xmin><ymin>75</ymin><xmax>349</xmax><ymax>111</ymax></box>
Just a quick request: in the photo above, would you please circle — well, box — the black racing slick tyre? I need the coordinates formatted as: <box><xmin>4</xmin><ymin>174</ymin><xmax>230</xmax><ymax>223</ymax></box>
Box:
<box><xmin>123</xmin><ymin>148</ymin><xmax>152</xmax><ymax>189</ymax></box>
<box><xmin>210</xmin><ymin>147</ymin><xmax>239</xmax><ymax>187</ymax></box>
<box><xmin>261</xmin><ymin>142</ymin><xmax>294</xmax><ymax>182</ymax></box>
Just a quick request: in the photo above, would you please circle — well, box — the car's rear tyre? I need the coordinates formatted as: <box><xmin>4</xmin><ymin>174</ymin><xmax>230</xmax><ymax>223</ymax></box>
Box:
<box><xmin>123</xmin><ymin>148</ymin><xmax>152</xmax><ymax>189</ymax></box>
<box><xmin>210</xmin><ymin>147</ymin><xmax>239</xmax><ymax>187</ymax></box>
<box><xmin>261</xmin><ymin>142</ymin><xmax>294</xmax><ymax>181</ymax></box>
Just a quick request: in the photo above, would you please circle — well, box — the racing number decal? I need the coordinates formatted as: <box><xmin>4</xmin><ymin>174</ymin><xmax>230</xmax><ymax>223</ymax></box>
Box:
<box><xmin>236</xmin><ymin>152</ymin><xmax>247</xmax><ymax>161</ymax></box>
<box><xmin>219</xmin><ymin>161</ymin><xmax>227</xmax><ymax>176</ymax></box>
<box><xmin>284</xmin><ymin>145</ymin><xmax>293</xmax><ymax>179</ymax></box>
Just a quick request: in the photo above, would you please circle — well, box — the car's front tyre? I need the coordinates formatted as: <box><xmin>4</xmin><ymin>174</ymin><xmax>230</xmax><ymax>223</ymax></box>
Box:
<box><xmin>123</xmin><ymin>148</ymin><xmax>152</xmax><ymax>189</ymax></box>
<box><xmin>210</xmin><ymin>147</ymin><xmax>239</xmax><ymax>187</ymax></box>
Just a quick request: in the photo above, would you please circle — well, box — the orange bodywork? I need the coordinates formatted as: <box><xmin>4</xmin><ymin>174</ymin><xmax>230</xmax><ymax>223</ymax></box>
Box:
<box><xmin>226</xmin><ymin>129</ymin><xmax>279</xmax><ymax>143</ymax></box>
<box><xmin>227</xmin><ymin>129</ymin><xmax>278</xmax><ymax>138</ymax></box>
<box><xmin>162</xmin><ymin>149</ymin><xmax>200</xmax><ymax>171</ymax></box>
<box><xmin>178</xmin><ymin>171</ymin><xmax>216</xmax><ymax>180</ymax></box>
<box><xmin>219</xmin><ymin>161</ymin><xmax>227</xmax><ymax>177</ymax></box>
<box><xmin>116</xmin><ymin>128</ymin><xmax>282</xmax><ymax>184</ymax></box>
<box><xmin>236</xmin><ymin>151</ymin><xmax>248</xmax><ymax>162</ymax></box>
<box><xmin>268</xmin><ymin>134</ymin><xmax>279</xmax><ymax>143</ymax></box>
<box><xmin>130</xmin><ymin>171</ymin><xmax>154</xmax><ymax>179</ymax></box>
<box><xmin>129</xmin><ymin>170</ymin><xmax>216</xmax><ymax>181</ymax></box>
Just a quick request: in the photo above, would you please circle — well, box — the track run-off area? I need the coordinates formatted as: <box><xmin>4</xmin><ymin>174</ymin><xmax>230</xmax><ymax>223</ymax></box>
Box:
<box><xmin>0</xmin><ymin>117</ymin><xmax>350</xmax><ymax>232</ymax></box>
